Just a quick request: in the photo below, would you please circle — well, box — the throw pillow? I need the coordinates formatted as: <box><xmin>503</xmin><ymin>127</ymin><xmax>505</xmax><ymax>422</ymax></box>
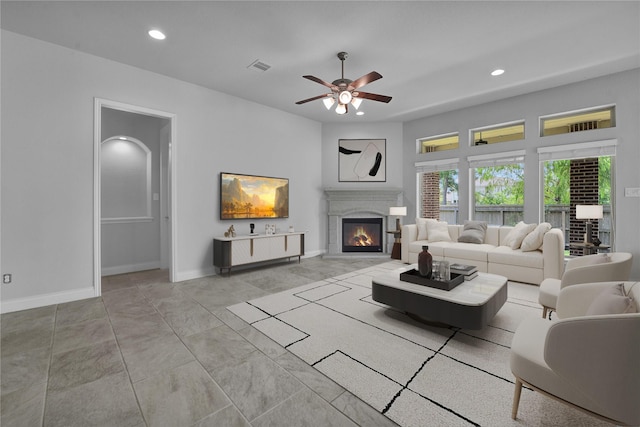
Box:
<box><xmin>521</xmin><ymin>222</ymin><xmax>552</xmax><ymax>252</ymax></box>
<box><xmin>503</xmin><ymin>221</ymin><xmax>537</xmax><ymax>250</ymax></box>
<box><xmin>457</xmin><ymin>220</ymin><xmax>488</xmax><ymax>244</ymax></box>
<box><xmin>426</xmin><ymin>220</ymin><xmax>451</xmax><ymax>242</ymax></box>
<box><xmin>416</xmin><ymin>217</ymin><xmax>437</xmax><ymax>241</ymax></box>
<box><xmin>586</xmin><ymin>283</ymin><xmax>636</xmax><ymax>315</ymax></box>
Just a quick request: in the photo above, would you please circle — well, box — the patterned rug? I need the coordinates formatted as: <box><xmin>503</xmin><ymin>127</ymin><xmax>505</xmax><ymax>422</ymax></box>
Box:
<box><xmin>228</xmin><ymin>261</ymin><xmax>608</xmax><ymax>426</ymax></box>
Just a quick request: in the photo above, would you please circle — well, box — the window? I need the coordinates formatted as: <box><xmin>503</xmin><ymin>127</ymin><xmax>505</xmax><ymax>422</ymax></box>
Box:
<box><xmin>540</xmin><ymin>106</ymin><xmax>615</xmax><ymax>137</ymax></box>
<box><xmin>418</xmin><ymin>133</ymin><xmax>459</xmax><ymax>153</ymax></box>
<box><xmin>470</xmin><ymin>122</ymin><xmax>524</xmax><ymax>146</ymax></box>
<box><xmin>539</xmin><ymin>140</ymin><xmax>616</xmax><ymax>252</ymax></box>
<box><xmin>415</xmin><ymin>159</ymin><xmax>459</xmax><ymax>223</ymax></box>
<box><xmin>469</xmin><ymin>151</ymin><xmax>525</xmax><ymax>225</ymax></box>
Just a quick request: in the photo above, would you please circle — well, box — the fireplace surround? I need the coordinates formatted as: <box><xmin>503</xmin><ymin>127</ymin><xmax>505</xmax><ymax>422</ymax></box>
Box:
<box><xmin>325</xmin><ymin>188</ymin><xmax>403</xmax><ymax>256</ymax></box>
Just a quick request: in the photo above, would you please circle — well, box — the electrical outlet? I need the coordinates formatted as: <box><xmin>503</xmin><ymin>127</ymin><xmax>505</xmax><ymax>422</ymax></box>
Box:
<box><xmin>3</xmin><ymin>274</ymin><xmax>12</xmax><ymax>284</ymax></box>
<box><xmin>624</xmin><ymin>187</ymin><xmax>640</xmax><ymax>197</ymax></box>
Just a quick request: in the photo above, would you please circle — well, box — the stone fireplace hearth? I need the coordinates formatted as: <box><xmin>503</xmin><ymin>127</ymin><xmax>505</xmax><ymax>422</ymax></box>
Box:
<box><xmin>325</xmin><ymin>188</ymin><xmax>403</xmax><ymax>256</ymax></box>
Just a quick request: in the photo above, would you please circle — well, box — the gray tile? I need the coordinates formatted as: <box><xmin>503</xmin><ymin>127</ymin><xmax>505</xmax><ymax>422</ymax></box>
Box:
<box><xmin>1</xmin><ymin>323</ymin><xmax>53</xmax><ymax>358</ymax></box>
<box><xmin>133</xmin><ymin>361</ymin><xmax>230</xmax><ymax>427</ymax></box>
<box><xmin>274</xmin><ymin>351</ymin><xmax>345</xmax><ymax>403</ymax></box>
<box><xmin>212</xmin><ymin>351</ymin><xmax>303</xmax><ymax>422</ymax></box>
<box><xmin>331</xmin><ymin>391</ymin><xmax>399</xmax><ymax>427</ymax></box>
<box><xmin>252</xmin><ymin>387</ymin><xmax>358</xmax><ymax>427</ymax></box>
<box><xmin>1</xmin><ymin>380</ymin><xmax>46</xmax><ymax>427</ymax></box>
<box><xmin>48</xmin><ymin>339</ymin><xmax>124</xmax><ymax>392</ymax></box>
<box><xmin>109</xmin><ymin>312</ymin><xmax>173</xmax><ymax>343</ymax></box>
<box><xmin>213</xmin><ymin>308</ymin><xmax>250</xmax><ymax>331</ymax></box>
<box><xmin>237</xmin><ymin>326</ymin><xmax>287</xmax><ymax>359</ymax></box>
<box><xmin>1</xmin><ymin>346</ymin><xmax>50</xmax><ymax>395</ymax></box>
<box><xmin>183</xmin><ymin>324</ymin><xmax>257</xmax><ymax>372</ymax></box>
<box><xmin>193</xmin><ymin>404</ymin><xmax>251</xmax><ymax>427</ymax></box>
<box><xmin>137</xmin><ymin>282</ymin><xmax>183</xmax><ymax>303</ymax></box>
<box><xmin>52</xmin><ymin>316</ymin><xmax>115</xmax><ymax>354</ymax></box>
<box><xmin>162</xmin><ymin>304</ymin><xmax>223</xmax><ymax>337</ymax></box>
<box><xmin>0</xmin><ymin>305</ymin><xmax>56</xmax><ymax>336</ymax></box>
<box><xmin>55</xmin><ymin>298</ymin><xmax>108</xmax><ymax>327</ymax></box>
<box><xmin>44</xmin><ymin>371</ymin><xmax>144</xmax><ymax>427</ymax></box>
<box><xmin>119</xmin><ymin>333</ymin><xmax>195</xmax><ymax>382</ymax></box>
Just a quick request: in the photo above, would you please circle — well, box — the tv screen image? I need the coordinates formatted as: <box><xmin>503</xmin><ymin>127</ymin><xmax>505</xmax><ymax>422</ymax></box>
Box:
<box><xmin>220</xmin><ymin>172</ymin><xmax>289</xmax><ymax>220</ymax></box>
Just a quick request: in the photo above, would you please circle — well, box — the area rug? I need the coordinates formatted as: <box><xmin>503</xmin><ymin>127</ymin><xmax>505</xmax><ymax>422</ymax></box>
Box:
<box><xmin>227</xmin><ymin>261</ymin><xmax>607</xmax><ymax>427</ymax></box>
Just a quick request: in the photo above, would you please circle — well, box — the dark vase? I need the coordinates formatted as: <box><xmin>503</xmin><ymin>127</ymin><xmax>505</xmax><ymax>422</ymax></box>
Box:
<box><xmin>418</xmin><ymin>245</ymin><xmax>432</xmax><ymax>278</ymax></box>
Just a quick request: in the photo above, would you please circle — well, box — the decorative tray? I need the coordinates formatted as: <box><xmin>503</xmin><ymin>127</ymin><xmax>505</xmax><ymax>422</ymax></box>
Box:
<box><xmin>399</xmin><ymin>269</ymin><xmax>464</xmax><ymax>291</ymax></box>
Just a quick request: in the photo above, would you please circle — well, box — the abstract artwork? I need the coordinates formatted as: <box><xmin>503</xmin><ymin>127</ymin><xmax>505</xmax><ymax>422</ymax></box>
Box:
<box><xmin>338</xmin><ymin>139</ymin><xmax>386</xmax><ymax>182</ymax></box>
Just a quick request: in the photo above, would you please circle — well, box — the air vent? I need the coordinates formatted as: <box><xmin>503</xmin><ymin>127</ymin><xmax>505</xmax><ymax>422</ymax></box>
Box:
<box><xmin>247</xmin><ymin>59</ymin><xmax>271</xmax><ymax>72</ymax></box>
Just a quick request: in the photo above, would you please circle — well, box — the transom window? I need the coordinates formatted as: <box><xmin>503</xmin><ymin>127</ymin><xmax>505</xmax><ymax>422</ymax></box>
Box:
<box><xmin>540</xmin><ymin>106</ymin><xmax>615</xmax><ymax>137</ymax></box>
<box><xmin>418</xmin><ymin>133</ymin><xmax>459</xmax><ymax>153</ymax></box>
<box><xmin>471</xmin><ymin>122</ymin><xmax>524</xmax><ymax>146</ymax></box>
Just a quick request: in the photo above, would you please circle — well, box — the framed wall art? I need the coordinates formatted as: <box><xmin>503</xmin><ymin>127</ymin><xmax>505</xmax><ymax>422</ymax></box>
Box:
<box><xmin>338</xmin><ymin>139</ymin><xmax>386</xmax><ymax>182</ymax></box>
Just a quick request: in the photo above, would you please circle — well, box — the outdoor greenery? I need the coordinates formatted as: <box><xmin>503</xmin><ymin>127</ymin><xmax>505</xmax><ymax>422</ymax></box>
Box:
<box><xmin>436</xmin><ymin>156</ymin><xmax>611</xmax><ymax>207</ymax></box>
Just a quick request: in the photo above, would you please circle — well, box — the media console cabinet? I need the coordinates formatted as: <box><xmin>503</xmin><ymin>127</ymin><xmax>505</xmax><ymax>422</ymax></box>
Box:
<box><xmin>213</xmin><ymin>232</ymin><xmax>305</xmax><ymax>275</ymax></box>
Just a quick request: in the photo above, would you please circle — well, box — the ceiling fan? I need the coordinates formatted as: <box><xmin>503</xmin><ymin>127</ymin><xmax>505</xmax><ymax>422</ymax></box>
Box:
<box><xmin>295</xmin><ymin>52</ymin><xmax>392</xmax><ymax>114</ymax></box>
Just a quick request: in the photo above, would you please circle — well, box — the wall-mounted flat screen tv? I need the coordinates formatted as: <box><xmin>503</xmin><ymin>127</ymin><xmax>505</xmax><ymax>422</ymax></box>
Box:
<box><xmin>220</xmin><ymin>172</ymin><xmax>289</xmax><ymax>220</ymax></box>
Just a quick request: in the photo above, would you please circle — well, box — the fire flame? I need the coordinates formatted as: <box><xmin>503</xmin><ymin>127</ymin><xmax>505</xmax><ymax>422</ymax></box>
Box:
<box><xmin>349</xmin><ymin>226</ymin><xmax>374</xmax><ymax>246</ymax></box>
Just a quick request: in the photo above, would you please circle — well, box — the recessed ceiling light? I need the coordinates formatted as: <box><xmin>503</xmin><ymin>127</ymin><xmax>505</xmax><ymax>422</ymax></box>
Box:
<box><xmin>148</xmin><ymin>29</ymin><xmax>166</xmax><ymax>40</ymax></box>
<box><xmin>356</xmin><ymin>111</ymin><xmax>365</xmax><ymax>116</ymax></box>
<box><xmin>491</xmin><ymin>69</ymin><xmax>505</xmax><ymax>76</ymax></box>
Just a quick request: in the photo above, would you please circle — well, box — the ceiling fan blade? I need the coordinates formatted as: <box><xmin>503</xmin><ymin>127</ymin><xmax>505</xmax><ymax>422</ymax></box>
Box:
<box><xmin>295</xmin><ymin>94</ymin><xmax>331</xmax><ymax>105</ymax></box>
<box><xmin>303</xmin><ymin>75</ymin><xmax>337</xmax><ymax>90</ymax></box>
<box><xmin>353</xmin><ymin>91</ymin><xmax>392</xmax><ymax>103</ymax></box>
<box><xmin>348</xmin><ymin>71</ymin><xmax>383</xmax><ymax>90</ymax></box>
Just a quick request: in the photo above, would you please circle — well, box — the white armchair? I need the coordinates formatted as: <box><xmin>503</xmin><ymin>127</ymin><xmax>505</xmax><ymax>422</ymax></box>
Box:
<box><xmin>538</xmin><ymin>252</ymin><xmax>632</xmax><ymax>318</ymax></box>
<box><xmin>511</xmin><ymin>281</ymin><xmax>640</xmax><ymax>426</ymax></box>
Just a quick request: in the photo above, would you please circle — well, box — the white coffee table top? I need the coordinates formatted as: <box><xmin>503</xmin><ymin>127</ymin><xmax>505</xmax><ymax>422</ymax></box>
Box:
<box><xmin>372</xmin><ymin>264</ymin><xmax>508</xmax><ymax>307</ymax></box>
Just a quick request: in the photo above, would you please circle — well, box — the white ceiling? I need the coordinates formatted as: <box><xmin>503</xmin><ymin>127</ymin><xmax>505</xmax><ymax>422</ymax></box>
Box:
<box><xmin>2</xmin><ymin>1</ymin><xmax>639</xmax><ymax>123</ymax></box>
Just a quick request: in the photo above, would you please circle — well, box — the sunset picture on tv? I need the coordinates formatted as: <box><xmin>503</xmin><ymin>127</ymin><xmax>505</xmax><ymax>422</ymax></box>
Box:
<box><xmin>220</xmin><ymin>172</ymin><xmax>289</xmax><ymax>220</ymax></box>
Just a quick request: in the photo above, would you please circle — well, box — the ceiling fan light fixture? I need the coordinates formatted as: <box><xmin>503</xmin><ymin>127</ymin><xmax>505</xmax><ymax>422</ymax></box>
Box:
<box><xmin>351</xmin><ymin>97</ymin><xmax>363</xmax><ymax>109</ymax></box>
<box><xmin>322</xmin><ymin>96</ymin><xmax>335</xmax><ymax>110</ymax></box>
<box><xmin>338</xmin><ymin>90</ymin><xmax>352</xmax><ymax>104</ymax></box>
<box><xmin>335</xmin><ymin>103</ymin><xmax>347</xmax><ymax>115</ymax></box>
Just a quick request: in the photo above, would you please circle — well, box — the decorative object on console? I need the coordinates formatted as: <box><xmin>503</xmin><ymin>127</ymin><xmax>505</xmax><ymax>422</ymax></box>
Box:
<box><xmin>250</xmin><ymin>223</ymin><xmax>256</xmax><ymax>235</ymax></box>
<box><xmin>265</xmin><ymin>224</ymin><xmax>276</xmax><ymax>235</ymax></box>
<box><xmin>288</xmin><ymin>225</ymin><xmax>294</xmax><ymax>233</ymax></box>
<box><xmin>576</xmin><ymin>204</ymin><xmax>603</xmax><ymax>245</ymax></box>
<box><xmin>220</xmin><ymin>172</ymin><xmax>289</xmax><ymax>220</ymax></box>
<box><xmin>389</xmin><ymin>206</ymin><xmax>407</xmax><ymax>231</ymax></box>
<box><xmin>224</xmin><ymin>225</ymin><xmax>236</xmax><ymax>238</ymax></box>
<box><xmin>338</xmin><ymin>139</ymin><xmax>386</xmax><ymax>182</ymax></box>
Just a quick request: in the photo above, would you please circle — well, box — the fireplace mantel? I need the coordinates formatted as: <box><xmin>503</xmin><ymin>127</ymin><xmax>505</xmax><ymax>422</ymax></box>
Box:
<box><xmin>325</xmin><ymin>188</ymin><xmax>403</xmax><ymax>255</ymax></box>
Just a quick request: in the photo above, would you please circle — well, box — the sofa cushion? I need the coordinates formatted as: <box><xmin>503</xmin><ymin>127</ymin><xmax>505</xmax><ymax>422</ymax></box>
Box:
<box><xmin>586</xmin><ymin>283</ymin><xmax>637</xmax><ymax>315</ymax></box>
<box><xmin>444</xmin><ymin>243</ymin><xmax>493</xmax><ymax>262</ymax></box>
<box><xmin>426</xmin><ymin>220</ymin><xmax>451</xmax><ymax>242</ymax></box>
<box><xmin>408</xmin><ymin>240</ymin><xmax>451</xmax><ymax>258</ymax></box>
<box><xmin>458</xmin><ymin>220</ymin><xmax>487</xmax><ymax>244</ymax></box>
<box><xmin>521</xmin><ymin>222</ymin><xmax>551</xmax><ymax>252</ymax></box>
<box><xmin>488</xmin><ymin>246</ymin><xmax>544</xmax><ymax>269</ymax></box>
<box><xmin>503</xmin><ymin>221</ymin><xmax>537</xmax><ymax>249</ymax></box>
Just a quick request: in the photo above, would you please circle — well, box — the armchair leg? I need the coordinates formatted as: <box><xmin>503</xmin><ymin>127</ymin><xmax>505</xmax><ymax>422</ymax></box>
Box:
<box><xmin>542</xmin><ymin>307</ymin><xmax>548</xmax><ymax>319</ymax></box>
<box><xmin>512</xmin><ymin>378</ymin><xmax>523</xmax><ymax>420</ymax></box>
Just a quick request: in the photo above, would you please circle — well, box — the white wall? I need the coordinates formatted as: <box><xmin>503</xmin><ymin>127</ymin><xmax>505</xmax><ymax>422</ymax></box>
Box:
<box><xmin>403</xmin><ymin>69</ymin><xmax>640</xmax><ymax>279</ymax></box>
<box><xmin>320</xmin><ymin>122</ymin><xmax>404</xmax><ymax>251</ymax></box>
<box><xmin>1</xmin><ymin>30</ymin><xmax>322</xmax><ymax>312</ymax></box>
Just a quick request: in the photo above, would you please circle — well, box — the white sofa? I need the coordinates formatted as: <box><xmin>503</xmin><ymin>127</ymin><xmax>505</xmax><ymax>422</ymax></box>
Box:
<box><xmin>401</xmin><ymin>222</ymin><xmax>564</xmax><ymax>285</ymax></box>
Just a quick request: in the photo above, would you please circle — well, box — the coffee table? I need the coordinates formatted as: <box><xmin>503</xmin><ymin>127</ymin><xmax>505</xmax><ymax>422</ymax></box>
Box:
<box><xmin>372</xmin><ymin>265</ymin><xmax>508</xmax><ymax>329</ymax></box>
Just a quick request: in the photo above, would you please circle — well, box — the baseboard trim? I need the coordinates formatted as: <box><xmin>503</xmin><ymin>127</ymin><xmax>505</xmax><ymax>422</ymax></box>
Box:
<box><xmin>1</xmin><ymin>287</ymin><xmax>96</xmax><ymax>314</ymax></box>
<box><xmin>101</xmin><ymin>261</ymin><xmax>161</xmax><ymax>277</ymax></box>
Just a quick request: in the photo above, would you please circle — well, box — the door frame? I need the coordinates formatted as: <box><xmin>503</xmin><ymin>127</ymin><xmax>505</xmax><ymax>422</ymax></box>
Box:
<box><xmin>93</xmin><ymin>98</ymin><xmax>178</xmax><ymax>295</ymax></box>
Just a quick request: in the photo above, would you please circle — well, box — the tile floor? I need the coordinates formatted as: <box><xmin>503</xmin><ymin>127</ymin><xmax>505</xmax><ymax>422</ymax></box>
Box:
<box><xmin>1</xmin><ymin>256</ymin><xmax>399</xmax><ymax>426</ymax></box>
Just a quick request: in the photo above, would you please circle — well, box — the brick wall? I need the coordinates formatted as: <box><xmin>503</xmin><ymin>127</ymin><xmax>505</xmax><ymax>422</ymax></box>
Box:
<box><xmin>570</xmin><ymin>158</ymin><xmax>599</xmax><ymax>254</ymax></box>
<box><xmin>420</xmin><ymin>172</ymin><xmax>440</xmax><ymax>219</ymax></box>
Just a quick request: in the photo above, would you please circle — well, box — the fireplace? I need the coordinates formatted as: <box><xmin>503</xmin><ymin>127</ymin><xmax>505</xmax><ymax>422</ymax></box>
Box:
<box><xmin>342</xmin><ymin>218</ymin><xmax>383</xmax><ymax>253</ymax></box>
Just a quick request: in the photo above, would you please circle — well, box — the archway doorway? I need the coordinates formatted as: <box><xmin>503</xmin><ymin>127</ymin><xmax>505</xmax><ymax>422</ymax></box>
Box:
<box><xmin>93</xmin><ymin>99</ymin><xmax>177</xmax><ymax>295</ymax></box>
